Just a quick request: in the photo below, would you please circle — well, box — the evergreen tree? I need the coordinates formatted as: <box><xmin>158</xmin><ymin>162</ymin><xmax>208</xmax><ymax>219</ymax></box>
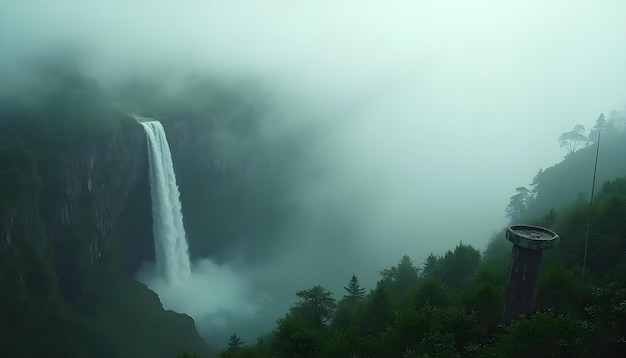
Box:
<box><xmin>343</xmin><ymin>274</ymin><xmax>366</xmax><ymax>302</ymax></box>
<box><xmin>273</xmin><ymin>313</ymin><xmax>320</xmax><ymax>358</ymax></box>
<box><xmin>380</xmin><ymin>255</ymin><xmax>420</xmax><ymax>297</ymax></box>
<box><xmin>422</xmin><ymin>253</ymin><xmax>440</xmax><ymax>278</ymax></box>
<box><xmin>332</xmin><ymin>300</ymin><xmax>365</xmax><ymax>331</ymax></box>
<box><xmin>529</xmin><ymin>168</ymin><xmax>543</xmax><ymax>200</ymax></box>
<box><xmin>588</xmin><ymin>113</ymin><xmax>607</xmax><ymax>144</ymax></box>
<box><xmin>411</xmin><ymin>277</ymin><xmax>451</xmax><ymax>308</ymax></box>
<box><xmin>291</xmin><ymin>285</ymin><xmax>336</xmax><ymax>328</ymax></box>
<box><xmin>438</xmin><ymin>242</ymin><xmax>481</xmax><ymax>289</ymax></box>
<box><xmin>394</xmin><ymin>255</ymin><xmax>420</xmax><ymax>293</ymax></box>
<box><xmin>227</xmin><ymin>333</ymin><xmax>244</xmax><ymax>353</ymax></box>
<box><xmin>505</xmin><ymin>186</ymin><xmax>530</xmax><ymax>222</ymax></box>
<box><xmin>379</xmin><ymin>266</ymin><xmax>397</xmax><ymax>285</ymax></box>
<box><xmin>363</xmin><ymin>281</ymin><xmax>394</xmax><ymax>335</ymax></box>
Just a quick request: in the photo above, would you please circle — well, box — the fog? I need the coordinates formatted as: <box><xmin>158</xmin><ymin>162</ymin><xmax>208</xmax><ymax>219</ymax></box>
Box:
<box><xmin>2</xmin><ymin>0</ymin><xmax>626</xmax><ymax>348</ymax></box>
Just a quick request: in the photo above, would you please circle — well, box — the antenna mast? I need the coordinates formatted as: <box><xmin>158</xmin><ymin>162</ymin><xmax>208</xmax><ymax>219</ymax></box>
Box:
<box><xmin>582</xmin><ymin>129</ymin><xmax>601</xmax><ymax>280</ymax></box>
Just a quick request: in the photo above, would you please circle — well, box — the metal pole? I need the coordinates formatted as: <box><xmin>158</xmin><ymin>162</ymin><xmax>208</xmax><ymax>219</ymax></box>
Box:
<box><xmin>582</xmin><ymin>129</ymin><xmax>601</xmax><ymax>281</ymax></box>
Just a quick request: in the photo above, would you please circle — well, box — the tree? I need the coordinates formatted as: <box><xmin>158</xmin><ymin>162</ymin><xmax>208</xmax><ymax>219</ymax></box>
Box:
<box><xmin>493</xmin><ymin>310</ymin><xmax>586</xmax><ymax>357</ymax></box>
<box><xmin>291</xmin><ymin>285</ymin><xmax>336</xmax><ymax>328</ymax></box>
<box><xmin>227</xmin><ymin>333</ymin><xmax>244</xmax><ymax>353</ymax></box>
<box><xmin>461</xmin><ymin>280</ymin><xmax>504</xmax><ymax>331</ymax></box>
<box><xmin>437</xmin><ymin>242</ymin><xmax>482</xmax><ymax>289</ymax></box>
<box><xmin>320</xmin><ymin>326</ymin><xmax>380</xmax><ymax>358</ymax></box>
<box><xmin>587</xmin><ymin>113</ymin><xmax>606</xmax><ymax>142</ymax></box>
<box><xmin>394</xmin><ymin>256</ymin><xmax>420</xmax><ymax>294</ymax></box>
<box><xmin>529</xmin><ymin>168</ymin><xmax>543</xmax><ymax>200</ymax></box>
<box><xmin>382</xmin><ymin>305</ymin><xmax>486</xmax><ymax>357</ymax></box>
<box><xmin>422</xmin><ymin>253</ymin><xmax>440</xmax><ymax>278</ymax></box>
<box><xmin>558</xmin><ymin>124</ymin><xmax>587</xmax><ymax>155</ymax></box>
<box><xmin>363</xmin><ymin>281</ymin><xmax>394</xmax><ymax>335</ymax></box>
<box><xmin>411</xmin><ymin>278</ymin><xmax>451</xmax><ymax>308</ymax></box>
<box><xmin>379</xmin><ymin>266</ymin><xmax>397</xmax><ymax>285</ymax></box>
<box><xmin>332</xmin><ymin>299</ymin><xmax>365</xmax><ymax>330</ymax></box>
<box><xmin>343</xmin><ymin>274</ymin><xmax>366</xmax><ymax>302</ymax></box>
<box><xmin>273</xmin><ymin>313</ymin><xmax>320</xmax><ymax>358</ymax></box>
<box><xmin>380</xmin><ymin>256</ymin><xmax>420</xmax><ymax>298</ymax></box>
<box><xmin>505</xmin><ymin>186</ymin><xmax>530</xmax><ymax>222</ymax></box>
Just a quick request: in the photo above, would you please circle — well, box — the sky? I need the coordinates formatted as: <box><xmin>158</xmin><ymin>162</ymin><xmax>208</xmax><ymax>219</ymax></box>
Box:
<box><xmin>2</xmin><ymin>0</ymin><xmax>626</xmax><ymax>348</ymax></box>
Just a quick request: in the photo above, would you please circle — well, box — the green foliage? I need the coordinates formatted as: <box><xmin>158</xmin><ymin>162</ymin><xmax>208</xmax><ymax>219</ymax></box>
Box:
<box><xmin>492</xmin><ymin>310</ymin><xmax>587</xmax><ymax>357</ymax></box>
<box><xmin>506</xmin><ymin>186</ymin><xmax>531</xmax><ymax>222</ymax></box>
<box><xmin>332</xmin><ymin>299</ymin><xmax>365</xmax><ymax>331</ymax></box>
<box><xmin>602</xmin><ymin>261</ymin><xmax>626</xmax><ymax>287</ymax></box>
<box><xmin>410</xmin><ymin>277</ymin><xmax>452</xmax><ymax>308</ymax></box>
<box><xmin>527</xmin><ymin>124</ymin><xmax>626</xmax><ymax>219</ymax></box>
<box><xmin>272</xmin><ymin>313</ymin><xmax>322</xmax><ymax>358</ymax></box>
<box><xmin>319</xmin><ymin>326</ymin><xmax>380</xmax><ymax>358</ymax></box>
<box><xmin>177</xmin><ymin>352</ymin><xmax>201</xmax><ymax>358</ymax></box>
<box><xmin>422</xmin><ymin>242</ymin><xmax>481</xmax><ymax>289</ymax></box>
<box><xmin>363</xmin><ymin>280</ymin><xmax>394</xmax><ymax>335</ymax></box>
<box><xmin>228</xmin><ymin>333</ymin><xmax>244</xmax><ymax>353</ymax></box>
<box><xmin>422</xmin><ymin>253</ymin><xmax>439</xmax><ymax>278</ymax></box>
<box><xmin>343</xmin><ymin>274</ymin><xmax>366</xmax><ymax>302</ymax></box>
<box><xmin>536</xmin><ymin>263</ymin><xmax>590</xmax><ymax>316</ymax></box>
<box><xmin>382</xmin><ymin>305</ymin><xmax>486</xmax><ymax>358</ymax></box>
<box><xmin>583</xmin><ymin>283</ymin><xmax>626</xmax><ymax>356</ymax></box>
<box><xmin>380</xmin><ymin>255</ymin><xmax>421</xmax><ymax>302</ymax></box>
<box><xmin>291</xmin><ymin>285</ymin><xmax>337</xmax><ymax>328</ymax></box>
<box><xmin>394</xmin><ymin>255</ymin><xmax>421</xmax><ymax>294</ymax></box>
<box><xmin>460</xmin><ymin>280</ymin><xmax>504</xmax><ymax>331</ymax></box>
<box><xmin>481</xmin><ymin>232</ymin><xmax>511</xmax><ymax>279</ymax></box>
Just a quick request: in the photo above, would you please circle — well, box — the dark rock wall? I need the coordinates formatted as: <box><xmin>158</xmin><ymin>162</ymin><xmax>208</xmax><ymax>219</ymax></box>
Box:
<box><xmin>34</xmin><ymin>118</ymin><xmax>150</xmax><ymax>300</ymax></box>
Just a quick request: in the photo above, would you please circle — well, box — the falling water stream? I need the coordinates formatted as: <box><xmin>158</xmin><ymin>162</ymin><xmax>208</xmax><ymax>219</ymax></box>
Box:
<box><xmin>140</xmin><ymin>120</ymin><xmax>191</xmax><ymax>283</ymax></box>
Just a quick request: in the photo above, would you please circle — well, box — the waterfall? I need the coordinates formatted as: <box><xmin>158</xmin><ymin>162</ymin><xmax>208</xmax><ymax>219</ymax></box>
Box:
<box><xmin>140</xmin><ymin>120</ymin><xmax>191</xmax><ymax>283</ymax></box>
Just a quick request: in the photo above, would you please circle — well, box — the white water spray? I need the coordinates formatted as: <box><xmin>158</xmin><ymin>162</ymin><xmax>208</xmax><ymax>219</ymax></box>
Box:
<box><xmin>140</xmin><ymin>120</ymin><xmax>191</xmax><ymax>283</ymax></box>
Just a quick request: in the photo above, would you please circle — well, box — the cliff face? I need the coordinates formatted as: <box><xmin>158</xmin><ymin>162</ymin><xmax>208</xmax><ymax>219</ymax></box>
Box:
<box><xmin>0</xmin><ymin>114</ymin><xmax>214</xmax><ymax>357</ymax></box>
<box><xmin>35</xmin><ymin>117</ymin><xmax>153</xmax><ymax>300</ymax></box>
<box><xmin>0</xmin><ymin>133</ymin><xmax>54</xmax><ymax>300</ymax></box>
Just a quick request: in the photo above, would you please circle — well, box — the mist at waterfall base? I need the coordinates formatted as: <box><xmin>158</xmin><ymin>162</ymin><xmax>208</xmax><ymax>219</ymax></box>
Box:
<box><xmin>136</xmin><ymin>260</ymin><xmax>267</xmax><ymax>347</ymax></box>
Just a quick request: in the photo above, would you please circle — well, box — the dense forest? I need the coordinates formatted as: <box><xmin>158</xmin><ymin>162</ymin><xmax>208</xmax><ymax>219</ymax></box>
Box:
<box><xmin>210</xmin><ymin>121</ymin><xmax>626</xmax><ymax>358</ymax></box>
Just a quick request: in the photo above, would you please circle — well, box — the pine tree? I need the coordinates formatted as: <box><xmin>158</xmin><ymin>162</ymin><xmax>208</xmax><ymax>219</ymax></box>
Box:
<box><xmin>394</xmin><ymin>255</ymin><xmax>420</xmax><ymax>292</ymax></box>
<box><xmin>343</xmin><ymin>274</ymin><xmax>366</xmax><ymax>302</ymax></box>
<box><xmin>364</xmin><ymin>281</ymin><xmax>393</xmax><ymax>335</ymax></box>
<box><xmin>505</xmin><ymin>186</ymin><xmax>530</xmax><ymax>222</ymax></box>
<box><xmin>588</xmin><ymin>113</ymin><xmax>607</xmax><ymax>144</ymax></box>
<box><xmin>422</xmin><ymin>253</ymin><xmax>440</xmax><ymax>278</ymax></box>
<box><xmin>529</xmin><ymin>168</ymin><xmax>543</xmax><ymax>200</ymax></box>
<box><xmin>227</xmin><ymin>333</ymin><xmax>244</xmax><ymax>353</ymax></box>
<box><xmin>292</xmin><ymin>285</ymin><xmax>337</xmax><ymax>328</ymax></box>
